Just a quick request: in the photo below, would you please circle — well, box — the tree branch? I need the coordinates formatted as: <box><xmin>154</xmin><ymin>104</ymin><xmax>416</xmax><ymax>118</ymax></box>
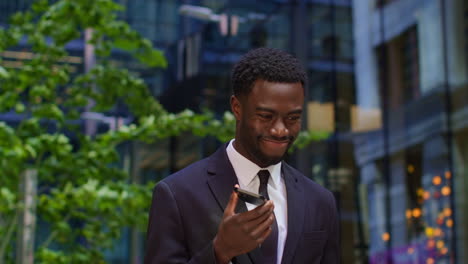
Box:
<box><xmin>0</xmin><ymin>211</ymin><xmax>19</xmax><ymax>264</ymax></box>
<box><xmin>40</xmin><ymin>213</ymin><xmax>71</xmax><ymax>249</ymax></box>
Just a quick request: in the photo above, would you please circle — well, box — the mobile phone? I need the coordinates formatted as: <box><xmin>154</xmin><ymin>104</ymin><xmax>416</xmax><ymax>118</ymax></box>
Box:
<box><xmin>234</xmin><ymin>187</ymin><xmax>267</xmax><ymax>206</ymax></box>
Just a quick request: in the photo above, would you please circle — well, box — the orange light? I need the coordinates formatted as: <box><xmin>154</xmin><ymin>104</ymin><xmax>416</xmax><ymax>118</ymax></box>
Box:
<box><xmin>437</xmin><ymin>217</ymin><xmax>444</xmax><ymax>226</ymax></box>
<box><xmin>406</xmin><ymin>209</ymin><xmax>412</xmax><ymax>219</ymax></box>
<box><xmin>412</xmin><ymin>208</ymin><xmax>422</xmax><ymax>218</ymax></box>
<box><xmin>443</xmin><ymin>208</ymin><xmax>452</xmax><ymax>217</ymax></box>
<box><xmin>408</xmin><ymin>165</ymin><xmax>415</xmax><ymax>173</ymax></box>
<box><xmin>446</xmin><ymin>219</ymin><xmax>454</xmax><ymax>228</ymax></box>
<box><xmin>417</xmin><ymin>188</ymin><xmax>424</xmax><ymax>197</ymax></box>
<box><xmin>426</xmin><ymin>258</ymin><xmax>435</xmax><ymax>264</ymax></box>
<box><xmin>434</xmin><ymin>228</ymin><xmax>443</xmax><ymax>237</ymax></box>
<box><xmin>436</xmin><ymin>240</ymin><xmax>444</xmax><ymax>249</ymax></box>
<box><xmin>423</xmin><ymin>191</ymin><xmax>431</xmax><ymax>200</ymax></box>
<box><xmin>407</xmin><ymin>247</ymin><xmax>414</xmax><ymax>254</ymax></box>
<box><xmin>441</xmin><ymin>186</ymin><xmax>451</xmax><ymax>196</ymax></box>
<box><xmin>425</xmin><ymin>227</ymin><xmax>434</xmax><ymax>237</ymax></box>
<box><xmin>433</xmin><ymin>176</ymin><xmax>442</xmax><ymax>186</ymax></box>
<box><xmin>382</xmin><ymin>232</ymin><xmax>390</xmax><ymax>242</ymax></box>
<box><xmin>427</xmin><ymin>239</ymin><xmax>436</xmax><ymax>249</ymax></box>
<box><xmin>445</xmin><ymin>171</ymin><xmax>451</xmax><ymax>179</ymax></box>
<box><xmin>440</xmin><ymin>247</ymin><xmax>448</xmax><ymax>255</ymax></box>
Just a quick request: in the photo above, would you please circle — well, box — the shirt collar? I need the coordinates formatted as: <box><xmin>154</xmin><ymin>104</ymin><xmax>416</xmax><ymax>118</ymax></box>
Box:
<box><xmin>226</xmin><ymin>139</ymin><xmax>282</xmax><ymax>188</ymax></box>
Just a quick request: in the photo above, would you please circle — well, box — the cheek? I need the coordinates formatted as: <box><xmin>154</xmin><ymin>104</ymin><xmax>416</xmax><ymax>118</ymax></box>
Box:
<box><xmin>240</xmin><ymin>121</ymin><xmax>260</xmax><ymax>138</ymax></box>
<box><xmin>248</xmin><ymin>125</ymin><xmax>263</xmax><ymax>138</ymax></box>
<box><xmin>253</xmin><ymin>123</ymin><xmax>271</xmax><ymax>136</ymax></box>
<box><xmin>244</xmin><ymin>118</ymin><xmax>265</xmax><ymax>132</ymax></box>
<box><xmin>288</xmin><ymin>123</ymin><xmax>302</xmax><ymax>136</ymax></box>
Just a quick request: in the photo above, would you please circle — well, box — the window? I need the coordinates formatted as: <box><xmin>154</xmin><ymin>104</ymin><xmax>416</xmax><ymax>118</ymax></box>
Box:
<box><xmin>405</xmin><ymin>146</ymin><xmax>424</xmax><ymax>241</ymax></box>
<box><xmin>401</xmin><ymin>27</ymin><xmax>420</xmax><ymax>102</ymax></box>
<box><xmin>377</xmin><ymin>26</ymin><xmax>420</xmax><ymax>109</ymax></box>
<box><xmin>308</xmin><ymin>4</ymin><xmax>353</xmax><ymax>62</ymax></box>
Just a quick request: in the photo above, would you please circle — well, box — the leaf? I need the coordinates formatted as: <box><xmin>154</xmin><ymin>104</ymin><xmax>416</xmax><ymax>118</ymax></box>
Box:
<box><xmin>32</xmin><ymin>104</ymin><xmax>64</xmax><ymax>121</ymax></box>
<box><xmin>15</xmin><ymin>102</ymin><xmax>25</xmax><ymax>113</ymax></box>
<box><xmin>135</xmin><ymin>49</ymin><xmax>167</xmax><ymax>68</ymax></box>
<box><xmin>114</xmin><ymin>37</ymin><xmax>139</xmax><ymax>51</ymax></box>
<box><xmin>30</xmin><ymin>85</ymin><xmax>52</xmax><ymax>98</ymax></box>
<box><xmin>0</xmin><ymin>65</ymin><xmax>10</xmax><ymax>79</ymax></box>
<box><xmin>24</xmin><ymin>144</ymin><xmax>37</xmax><ymax>158</ymax></box>
<box><xmin>0</xmin><ymin>122</ymin><xmax>19</xmax><ymax>146</ymax></box>
<box><xmin>32</xmin><ymin>0</ymin><xmax>49</xmax><ymax>13</ymax></box>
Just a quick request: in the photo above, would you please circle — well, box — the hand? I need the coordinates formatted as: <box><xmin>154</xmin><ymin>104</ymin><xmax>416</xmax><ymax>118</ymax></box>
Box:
<box><xmin>213</xmin><ymin>185</ymin><xmax>275</xmax><ymax>264</ymax></box>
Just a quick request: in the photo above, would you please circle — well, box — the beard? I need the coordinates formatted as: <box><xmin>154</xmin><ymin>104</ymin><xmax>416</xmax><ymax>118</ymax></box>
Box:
<box><xmin>250</xmin><ymin>135</ymin><xmax>294</xmax><ymax>167</ymax></box>
<box><xmin>236</xmin><ymin>120</ymin><xmax>296</xmax><ymax>167</ymax></box>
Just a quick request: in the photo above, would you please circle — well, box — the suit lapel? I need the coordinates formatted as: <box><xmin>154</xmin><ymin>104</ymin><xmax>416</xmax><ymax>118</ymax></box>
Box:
<box><xmin>281</xmin><ymin>163</ymin><xmax>305</xmax><ymax>264</ymax></box>
<box><xmin>205</xmin><ymin>145</ymin><xmax>260</xmax><ymax>264</ymax></box>
<box><xmin>206</xmin><ymin>144</ymin><xmax>247</xmax><ymax>213</ymax></box>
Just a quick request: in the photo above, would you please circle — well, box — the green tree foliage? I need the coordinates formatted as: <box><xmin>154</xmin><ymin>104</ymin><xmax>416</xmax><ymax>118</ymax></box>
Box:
<box><xmin>0</xmin><ymin>0</ymin><xmax>328</xmax><ymax>263</ymax></box>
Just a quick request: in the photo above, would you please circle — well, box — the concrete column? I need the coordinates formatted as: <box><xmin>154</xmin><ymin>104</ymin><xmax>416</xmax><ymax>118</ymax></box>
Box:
<box><xmin>417</xmin><ymin>0</ymin><xmax>445</xmax><ymax>94</ymax></box>
<box><xmin>16</xmin><ymin>169</ymin><xmax>37</xmax><ymax>264</ymax></box>
<box><xmin>130</xmin><ymin>143</ymin><xmax>143</xmax><ymax>264</ymax></box>
<box><xmin>388</xmin><ymin>153</ymin><xmax>408</xmax><ymax>247</ymax></box>
<box><xmin>361</xmin><ymin>162</ymin><xmax>387</xmax><ymax>256</ymax></box>
<box><xmin>290</xmin><ymin>0</ymin><xmax>311</xmax><ymax>176</ymax></box>
<box><xmin>352</xmin><ymin>0</ymin><xmax>380</xmax><ymax>110</ymax></box>
<box><xmin>445</xmin><ymin>0</ymin><xmax>468</xmax><ymax>88</ymax></box>
<box><xmin>453</xmin><ymin>132</ymin><xmax>468</xmax><ymax>262</ymax></box>
<box><xmin>84</xmin><ymin>28</ymin><xmax>98</xmax><ymax>136</ymax></box>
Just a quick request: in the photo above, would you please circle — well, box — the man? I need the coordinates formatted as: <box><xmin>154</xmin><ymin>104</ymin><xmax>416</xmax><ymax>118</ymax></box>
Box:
<box><xmin>145</xmin><ymin>47</ymin><xmax>340</xmax><ymax>264</ymax></box>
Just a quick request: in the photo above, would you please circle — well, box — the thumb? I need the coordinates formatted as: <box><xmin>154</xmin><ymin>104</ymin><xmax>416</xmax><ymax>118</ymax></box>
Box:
<box><xmin>224</xmin><ymin>185</ymin><xmax>239</xmax><ymax>216</ymax></box>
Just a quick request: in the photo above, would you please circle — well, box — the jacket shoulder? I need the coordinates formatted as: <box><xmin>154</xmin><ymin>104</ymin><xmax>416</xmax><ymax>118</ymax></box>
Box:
<box><xmin>159</xmin><ymin>156</ymin><xmax>210</xmax><ymax>186</ymax></box>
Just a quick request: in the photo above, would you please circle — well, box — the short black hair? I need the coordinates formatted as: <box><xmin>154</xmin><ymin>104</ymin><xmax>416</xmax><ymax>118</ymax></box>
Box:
<box><xmin>231</xmin><ymin>47</ymin><xmax>307</xmax><ymax>97</ymax></box>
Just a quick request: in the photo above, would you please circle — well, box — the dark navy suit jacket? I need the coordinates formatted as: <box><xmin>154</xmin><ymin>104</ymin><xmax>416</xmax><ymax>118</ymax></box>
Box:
<box><xmin>144</xmin><ymin>144</ymin><xmax>340</xmax><ymax>264</ymax></box>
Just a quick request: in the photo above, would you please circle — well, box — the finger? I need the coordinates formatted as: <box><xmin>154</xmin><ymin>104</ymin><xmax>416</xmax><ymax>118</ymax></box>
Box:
<box><xmin>224</xmin><ymin>188</ymin><xmax>239</xmax><ymax>217</ymax></box>
<box><xmin>241</xmin><ymin>200</ymin><xmax>274</xmax><ymax>221</ymax></box>
<box><xmin>249</xmin><ymin>214</ymin><xmax>275</xmax><ymax>239</ymax></box>
<box><xmin>243</xmin><ymin>207</ymin><xmax>273</xmax><ymax>231</ymax></box>
<box><xmin>238</xmin><ymin>207</ymin><xmax>273</xmax><ymax>236</ymax></box>
<box><xmin>256</xmin><ymin>225</ymin><xmax>273</xmax><ymax>244</ymax></box>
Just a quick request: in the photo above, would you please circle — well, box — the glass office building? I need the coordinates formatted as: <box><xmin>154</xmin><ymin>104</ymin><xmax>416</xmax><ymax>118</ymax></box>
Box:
<box><xmin>353</xmin><ymin>0</ymin><xmax>467</xmax><ymax>263</ymax></box>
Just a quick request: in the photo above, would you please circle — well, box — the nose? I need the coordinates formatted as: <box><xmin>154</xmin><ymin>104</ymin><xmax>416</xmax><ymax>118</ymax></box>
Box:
<box><xmin>270</xmin><ymin>118</ymin><xmax>288</xmax><ymax>138</ymax></box>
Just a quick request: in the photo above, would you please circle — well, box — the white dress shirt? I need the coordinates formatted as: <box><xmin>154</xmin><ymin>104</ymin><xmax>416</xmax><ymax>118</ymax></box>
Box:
<box><xmin>226</xmin><ymin>140</ymin><xmax>288</xmax><ymax>264</ymax></box>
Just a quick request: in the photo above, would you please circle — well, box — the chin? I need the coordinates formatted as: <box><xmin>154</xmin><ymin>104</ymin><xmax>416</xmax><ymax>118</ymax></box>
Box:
<box><xmin>259</xmin><ymin>155</ymin><xmax>284</xmax><ymax>167</ymax></box>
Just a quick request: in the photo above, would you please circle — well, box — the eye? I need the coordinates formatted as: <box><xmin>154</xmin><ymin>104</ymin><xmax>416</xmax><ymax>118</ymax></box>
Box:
<box><xmin>257</xmin><ymin>113</ymin><xmax>273</xmax><ymax>120</ymax></box>
<box><xmin>287</xmin><ymin>115</ymin><xmax>301</xmax><ymax>121</ymax></box>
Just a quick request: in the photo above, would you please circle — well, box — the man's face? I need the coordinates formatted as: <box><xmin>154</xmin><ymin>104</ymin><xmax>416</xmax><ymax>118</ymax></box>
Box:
<box><xmin>231</xmin><ymin>80</ymin><xmax>304</xmax><ymax>167</ymax></box>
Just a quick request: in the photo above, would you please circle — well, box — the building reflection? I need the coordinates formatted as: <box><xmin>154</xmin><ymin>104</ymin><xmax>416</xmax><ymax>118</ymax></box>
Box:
<box><xmin>353</xmin><ymin>0</ymin><xmax>467</xmax><ymax>263</ymax></box>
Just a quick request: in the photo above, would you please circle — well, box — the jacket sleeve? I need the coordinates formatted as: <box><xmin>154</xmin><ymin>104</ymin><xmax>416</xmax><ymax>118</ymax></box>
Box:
<box><xmin>144</xmin><ymin>181</ymin><xmax>217</xmax><ymax>264</ymax></box>
<box><xmin>321</xmin><ymin>191</ymin><xmax>340</xmax><ymax>264</ymax></box>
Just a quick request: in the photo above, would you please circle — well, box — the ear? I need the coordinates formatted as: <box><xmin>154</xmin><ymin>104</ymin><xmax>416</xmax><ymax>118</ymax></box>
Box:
<box><xmin>230</xmin><ymin>95</ymin><xmax>241</xmax><ymax>121</ymax></box>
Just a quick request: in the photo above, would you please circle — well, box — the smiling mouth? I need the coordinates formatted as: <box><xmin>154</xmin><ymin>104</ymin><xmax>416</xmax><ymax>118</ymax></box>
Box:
<box><xmin>262</xmin><ymin>138</ymin><xmax>290</xmax><ymax>145</ymax></box>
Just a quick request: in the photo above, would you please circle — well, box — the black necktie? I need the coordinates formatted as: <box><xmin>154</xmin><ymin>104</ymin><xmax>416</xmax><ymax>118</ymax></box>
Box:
<box><xmin>258</xmin><ymin>170</ymin><xmax>278</xmax><ymax>264</ymax></box>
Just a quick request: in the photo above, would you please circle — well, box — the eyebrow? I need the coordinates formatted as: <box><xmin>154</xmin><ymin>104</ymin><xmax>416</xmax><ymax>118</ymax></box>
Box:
<box><xmin>288</xmin><ymin>109</ymin><xmax>303</xmax><ymax>115</ymax></box>
<box><xmin>255</xmin><ymin>107</ymin><xmax>303</xmax><ymax>115</ymax></box>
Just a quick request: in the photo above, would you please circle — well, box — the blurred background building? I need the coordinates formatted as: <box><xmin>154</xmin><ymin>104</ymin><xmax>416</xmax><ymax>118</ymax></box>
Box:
<box><xmin>1</xmin><ymin>0</ymin><xmax>467</xmax><ymax>263</ymax></box>
<box><xmin>353</xmin><ymin>0</ymin><xmax>467</xmax><ymax>263</ymax></box>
